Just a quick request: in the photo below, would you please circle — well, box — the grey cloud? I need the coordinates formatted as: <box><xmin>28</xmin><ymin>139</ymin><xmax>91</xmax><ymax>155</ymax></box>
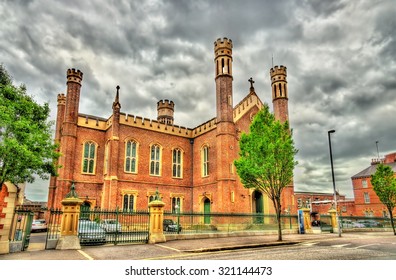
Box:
<box><xmin>1</xmin><ymin>0</ymin><xmax>395</xmax><ymax>200</ymax></box>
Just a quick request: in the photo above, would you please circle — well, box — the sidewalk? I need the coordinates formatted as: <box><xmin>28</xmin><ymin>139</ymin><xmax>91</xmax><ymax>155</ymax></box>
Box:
<box><xmin>0</xmin><ymin>232</ymin><xmax>335</xmax><ymax>260</ymax></box>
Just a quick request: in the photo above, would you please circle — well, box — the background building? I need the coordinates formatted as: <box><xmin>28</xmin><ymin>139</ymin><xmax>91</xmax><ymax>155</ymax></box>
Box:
<box><xmin>351</xmin><ymin>152</ymin><xmax>396</xmax><ymax>217</ymax></box>
<box><xmin>294</xmin><ymin>191</ymin><xmax>355</xmax><ymax>217</ymax></box>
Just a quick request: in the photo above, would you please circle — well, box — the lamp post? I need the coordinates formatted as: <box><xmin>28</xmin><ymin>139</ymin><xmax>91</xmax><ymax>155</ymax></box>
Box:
<box><xmin>328</xmin><ymin>129</ymin><xmax>341</xmax><ymax>237</ymax></box>
<box><xmin>175</xmin><ymin>204</ymin><xmax>180</xmax><ymax>234</ymax></box>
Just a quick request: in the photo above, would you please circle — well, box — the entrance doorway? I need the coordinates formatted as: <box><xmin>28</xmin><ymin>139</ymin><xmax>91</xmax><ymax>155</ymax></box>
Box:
<box><xmin>252</xmin><ymin>190</ymin><xmax>264</xmax><ymax>223</ymax></box>
<box><xmin>203</xmin><ymin>198</ymin><xmax>211</xmax><ymax>224</ymax></box>
<box><xmin>80</xmin><ymin>202</ymin><xmax>91</xmax><ymax>220</ymax></box>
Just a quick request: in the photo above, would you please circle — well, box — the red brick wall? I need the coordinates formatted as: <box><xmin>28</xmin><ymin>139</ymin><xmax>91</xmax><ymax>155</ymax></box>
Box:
<box><xmin>0</xmin><ymin>184</ymin><xmax>8</xmax><ymax>230</ymax></box>
<box><xmin>352</xmin><ymin>177</ymin><xmax>390</xmax><ymax>217</ymax></box>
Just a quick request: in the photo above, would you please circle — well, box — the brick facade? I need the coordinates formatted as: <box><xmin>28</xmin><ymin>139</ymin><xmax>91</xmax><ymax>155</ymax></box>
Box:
<box><xmin>47</xmin><ymin>38</ymin><xmax>294</xmax><ymax>215</ymax></box>
<box><xmin>351</xmin><ymin>153</ymin><xmax>396</xmax><ymax>217</ymax></box>
<box><xmin>294</xmin><ymin>191</ymin><xmax>355</xmax><ymax>216</ymax></box>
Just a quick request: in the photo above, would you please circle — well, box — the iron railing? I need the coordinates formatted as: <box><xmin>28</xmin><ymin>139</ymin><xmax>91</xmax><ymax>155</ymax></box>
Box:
<box><xmin>163</xmin><ymin>212</ymin><xmax>299</xmax><ymax>235</ymax></box>
<box><xmin>79</xmin><ymin>208</ymin><xmax>150</xmax><ymax>245</ymax></box>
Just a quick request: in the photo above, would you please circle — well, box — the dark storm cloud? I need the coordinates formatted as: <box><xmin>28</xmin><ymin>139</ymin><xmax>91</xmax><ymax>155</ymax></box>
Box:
<box><xmin>1</xmin><ymin>0</ymin><xmax>396</xmax><ymax>200</ymax></box>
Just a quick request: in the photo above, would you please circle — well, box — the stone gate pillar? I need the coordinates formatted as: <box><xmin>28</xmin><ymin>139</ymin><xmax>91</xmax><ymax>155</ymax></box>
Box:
<box><xmin>328</xmin><ymin>208</ymin><xmax>337</xmax><ymax>232</ymax></box>
<box><xmin>56</xmin><ymin>182</ymin><xmax>83</xmax><ymax>250</ymax></box>
<box><xmin>148</xmin><ymin>190</ymin><xmax>166</xmax><ymax>244</ymax></box>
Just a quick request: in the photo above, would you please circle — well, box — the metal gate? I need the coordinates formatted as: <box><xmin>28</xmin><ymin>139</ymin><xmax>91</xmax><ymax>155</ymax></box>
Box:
<box><xmin>45</xmin><ymin>208</ymin><xmax>63</xmax><ymax>249</ymax></box>
<box><xmin>9</xmin><ymin>208</ymin><xmax>34</xmax><ymax>252</ymax></box>
<box><xmin>79</xmin><ymin>208</ymin><xmax>150</xmax><ymax>245</ymax></box>
<box><xmin>45</xmin><ymin>207</ymin><xmax>150</xmax><ymax>247</ymax></box>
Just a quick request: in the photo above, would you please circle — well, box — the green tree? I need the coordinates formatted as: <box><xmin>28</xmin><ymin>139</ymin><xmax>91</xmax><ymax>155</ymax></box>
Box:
<box><xmin>371</xmin><ymin>163</ymin><xmax>396</xmax><ymax>235</ymax></box>
<box><xmin>234</xmin><ymin>104</ymin><xmax>298</xmax><ymax>241</ymax></box>
<box><xmin>0</xmin><ymin>64</ymin><xmax>60</xmax><ymax>191</ymax></box>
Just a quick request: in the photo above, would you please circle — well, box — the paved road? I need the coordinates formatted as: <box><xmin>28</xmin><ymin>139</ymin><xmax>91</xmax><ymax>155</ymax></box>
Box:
<box><xmin>1</xmin><ymin>231</ymin><xmax>395</xmax><ymax>260</ymax></box>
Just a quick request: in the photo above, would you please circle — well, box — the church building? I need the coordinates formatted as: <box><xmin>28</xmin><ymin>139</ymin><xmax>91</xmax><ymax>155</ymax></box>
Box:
<box><xmin>47</xmin><ymin>38</ymin><xmax>294</xmax><ymax>215</ymax></box>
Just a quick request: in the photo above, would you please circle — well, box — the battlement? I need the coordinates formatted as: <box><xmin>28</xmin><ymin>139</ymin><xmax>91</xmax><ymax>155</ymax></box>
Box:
<box><xmin>233</xmin><ymin>92</ymin><xmax>263</xmax><ymax>122</ymax></box>
<box><xmin>67</xmin><ymin>68</ymin><xmax>83</xmax><ymax>84</ymax></box>
<box><xmin>192</xmin><ymin>118</ymin><xmax>217</xmax><ymax>136</ymax></box>
<box><xmin>270</xmin><ymin>65</ymin><xmax>287</xmax><ymax>77</ymax></box>
<box><xmin>57</xmin><ymin>93</ymin><xmax>66</xmax><ymax>105</ymax></box>
<box><xmin>120</xmin><ymin>113</ymin><xmax>193</xmax><ymax>137</ymax></box>
<box><xmin>157</xmin><ymin>99</ymin><xmax>175</xmax><ymax>110</ymax></box>
<box><xmin>214</xmin><ymin>37</ymin><xmax>233</xmax><ymax>58</ymax></box>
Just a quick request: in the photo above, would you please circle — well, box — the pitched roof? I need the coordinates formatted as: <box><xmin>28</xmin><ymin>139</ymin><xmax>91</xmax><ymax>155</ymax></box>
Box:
<box><xmin>351</xmin><ymin>162</ymin><xmax>396</xmax><ymax>179</ymax></box>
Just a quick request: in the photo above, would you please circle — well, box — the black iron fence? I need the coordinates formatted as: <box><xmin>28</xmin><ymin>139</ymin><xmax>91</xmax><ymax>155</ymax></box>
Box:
<box><xmin>163</xmin><ymin>212</ymin><xmax>299</xmax><ymax>235</ymax></box>
<box><xmin>339</xmin><ymin>216</ymin><xmax>393</xmax><ymax>229</ymax></box>
<box><xmin>42</xmin><ymin>207</ymin><xmax>395</xmax><ymax>249</ymax></box>
<box><xmin>79</xmin><ymin>208</ymin><xmax>150</xmax><ymax>245</ymax></box>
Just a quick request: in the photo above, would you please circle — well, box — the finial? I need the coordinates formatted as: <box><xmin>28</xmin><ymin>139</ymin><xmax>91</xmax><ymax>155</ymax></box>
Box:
<box><xmin>65</xmin><ymin>181</ymin><xmax>79</xmax><ymax>198</ymax></box>
<box><xmin>248</xmin><ymin>77</ymin><xmax>255</xmax><ymax>92</ymax></box>
<box><xmin>115</xmin><ymin>85</ymin><xmax>120</xmax><ymax>102</ymax></box>
<box><xmin>113</xmin><ymin>85</ymin><xmax>121</xmax><ymax>110</ymax></box>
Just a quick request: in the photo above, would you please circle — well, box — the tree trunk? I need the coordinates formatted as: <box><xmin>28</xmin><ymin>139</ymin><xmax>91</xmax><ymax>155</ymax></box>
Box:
<box><xmin>274</xmin><ymin>198</ymin><xmax>282</xmax><ymax>241</ymax></box>
<box><xmin>389</xmin><ymin>208</ymin><xmax>396</xmax><ymax>235</ymax></box>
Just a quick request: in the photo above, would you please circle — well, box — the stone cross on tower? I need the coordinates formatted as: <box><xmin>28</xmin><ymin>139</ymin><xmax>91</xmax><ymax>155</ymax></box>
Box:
<box><xmin>248</xmin><ymin>77</ymin><xmax>255</xmax><ymax>92</ymax></box>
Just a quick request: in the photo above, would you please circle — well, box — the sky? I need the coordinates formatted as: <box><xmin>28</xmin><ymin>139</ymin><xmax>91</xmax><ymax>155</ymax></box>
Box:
<box><xmin>1</xmin><ymin>0</ymin><xmax>396</xmax><ymax>202</ymax></box>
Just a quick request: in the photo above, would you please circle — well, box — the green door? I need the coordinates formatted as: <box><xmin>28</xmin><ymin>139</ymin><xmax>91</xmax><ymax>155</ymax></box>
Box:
<box><xmin>204</xmin><ymin>198</ymin><xmax>211</xmax><ymax>224</ymax></box>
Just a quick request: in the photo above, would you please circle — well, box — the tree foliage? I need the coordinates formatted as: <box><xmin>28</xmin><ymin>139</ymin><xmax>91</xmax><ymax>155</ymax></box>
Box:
<box><xmin>371</xmin><ymin>163</ymin><xmax>396</xmax><ymax>235</ymax></box>
<box><xmin>234</xmin><ymin>104</ymin><xmax>298</xmax><ymax>241</ymax></box>
<box><xmin>0</xmin><ymin>64</ymin><xmax>60</xmax><ymax>190</ymax></box>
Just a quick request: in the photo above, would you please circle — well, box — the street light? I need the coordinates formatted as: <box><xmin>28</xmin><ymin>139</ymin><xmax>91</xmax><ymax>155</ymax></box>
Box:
<box><xmin>328</xmin><ymin>129</ymin><xmax>342</xmax><ymax>237</ymax></box>
<box><xmin>175</xmin><ymin>204</ymin><xmax>180</xmax><ymax>234</ymax></box>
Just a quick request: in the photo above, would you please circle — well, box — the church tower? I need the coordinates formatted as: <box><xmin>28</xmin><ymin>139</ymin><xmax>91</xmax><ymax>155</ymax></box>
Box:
<box><xmin>214</xmin><ymin>37</ymin><xmax>233</xmax><ymax>123</ymax></box>
<box><xmin>55</xmin><ymin>68</ymin><xmax>83</xmax><ymax>208</ymax></box>
<box><xmin>270</xmin><ymin>65</ymin><xmax>289</xmax><ymax>123</ymax></box>
<box><xmin>214</xmin><ymin>37</ymin><xmax>237</xmax><ymax>212</ymax></box>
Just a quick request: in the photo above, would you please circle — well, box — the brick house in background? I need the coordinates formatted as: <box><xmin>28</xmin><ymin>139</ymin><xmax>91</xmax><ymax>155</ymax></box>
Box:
<box><xmin>47</xmin><ymin>38</ymin><xmax>295</xmax><ymax>217</ymax></box>
<box><xmin>351</xmin><ymin>152</ymin><xmax>396</xmax><ymax>217</ymax></box>
<box><xmin>294</xmin><ymin>191</ymin><xmax>355</xmax><ymax>216</ymax></box>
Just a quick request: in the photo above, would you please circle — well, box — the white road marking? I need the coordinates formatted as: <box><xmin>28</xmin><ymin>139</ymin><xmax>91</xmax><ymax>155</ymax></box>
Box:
<box><xmin>332</xmin><ymin>244</ymin><xmax>351</xmax><ymax>248</ymax></box>
<box><xmin>301</xmin><ymin>242</ymin><xmax>319</xmax><ymax>246</ymax></box>
<box><xmin>155</xmin><ymin>244</ymin><xmax>181</xmax><ymax>252</ymax></box>
<box><xmin>353</xmin><ymin>244</ymin><xmax>378</xmax><ymax>249</ymax></box>
<box><xmin>78</xmin><ymin>250</ymin><xmax>94</xmax><ymax>260</ymax></box>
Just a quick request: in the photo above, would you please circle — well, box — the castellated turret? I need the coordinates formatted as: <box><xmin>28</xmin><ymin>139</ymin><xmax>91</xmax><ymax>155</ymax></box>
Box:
<box><xmin>57</xmin><ymin>93</ymin><xmax>66</xmax><ymax>105</ymax></box>
<box><xmin>270</xmin><ymin>65</ymin><xmax>287</xmax><ymax>100</ymax></box>
<box><xmin>157</xmin><ymin>99</ymin><xmax>174</xmax><ymax>125</ymax></box>
<box><xmin>214</xmin><ymin>37</ymin><xmax>233</xmax><ymax>77</ymax></box>
<box><xmin>67</xmin><ymin>68</ymin><xmax>83</xmax><ymax>85</ymax></box>
<box><xmin>270</xmin><ymin>65</ymin><xmax>289</xmax><ymax>123</ymax></box>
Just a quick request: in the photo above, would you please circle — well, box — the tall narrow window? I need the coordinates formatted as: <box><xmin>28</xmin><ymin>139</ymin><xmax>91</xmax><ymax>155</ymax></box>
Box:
<box><xmin>82</xmin><ymin>141</ymin><xmax>96</xmax><ymax>174</ymax></box>
<box><xmin>150</xmin><ymin>144</ymin><xmax>161</xmax><ymax>176</ymax></box>
<box><xmin>123</xmin><ymin>194</ymin><xmax>134</xmax><ymax>212</ymax></box>
<box><xmin>104</xmin><ymin>142</ymin><xmax>109</xmax><ymax>174</ymax></box>
<box><xmin>172</xmin><ymin>149</ymin><xmax>182</xmax><ymax>178</ymax></box>
<box><xmin>364</xmin><ymin>192</ymin><xmax>370</xmax><ymax>204</ymax></box>
<box><xmin>273</xmin><ymin>84</ymin><xmax>277</xmax><ymax>97</ymax></box>
<box><xmin>125</xmin><ymin>140</ymin><xmax>137</xmax><ymax>173</ymax></box>
<box><xmin>279</xmin><ymin>83</ymin><xmax>282</xmax><ymax>97</ymax></box>
<box><xmin>362</xmin><ymin>179</ymin><xmax>368</xmax><ymax>188</ymax></box>
<box><xmin>202</xmin><ymin>145</ymin><xmax>209</xmax><ymax>177</ymax></box>
<box><xmin>172</xmin><ymin>197</ymin><xmax>181</xmax><ymax>213</ymax></box>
